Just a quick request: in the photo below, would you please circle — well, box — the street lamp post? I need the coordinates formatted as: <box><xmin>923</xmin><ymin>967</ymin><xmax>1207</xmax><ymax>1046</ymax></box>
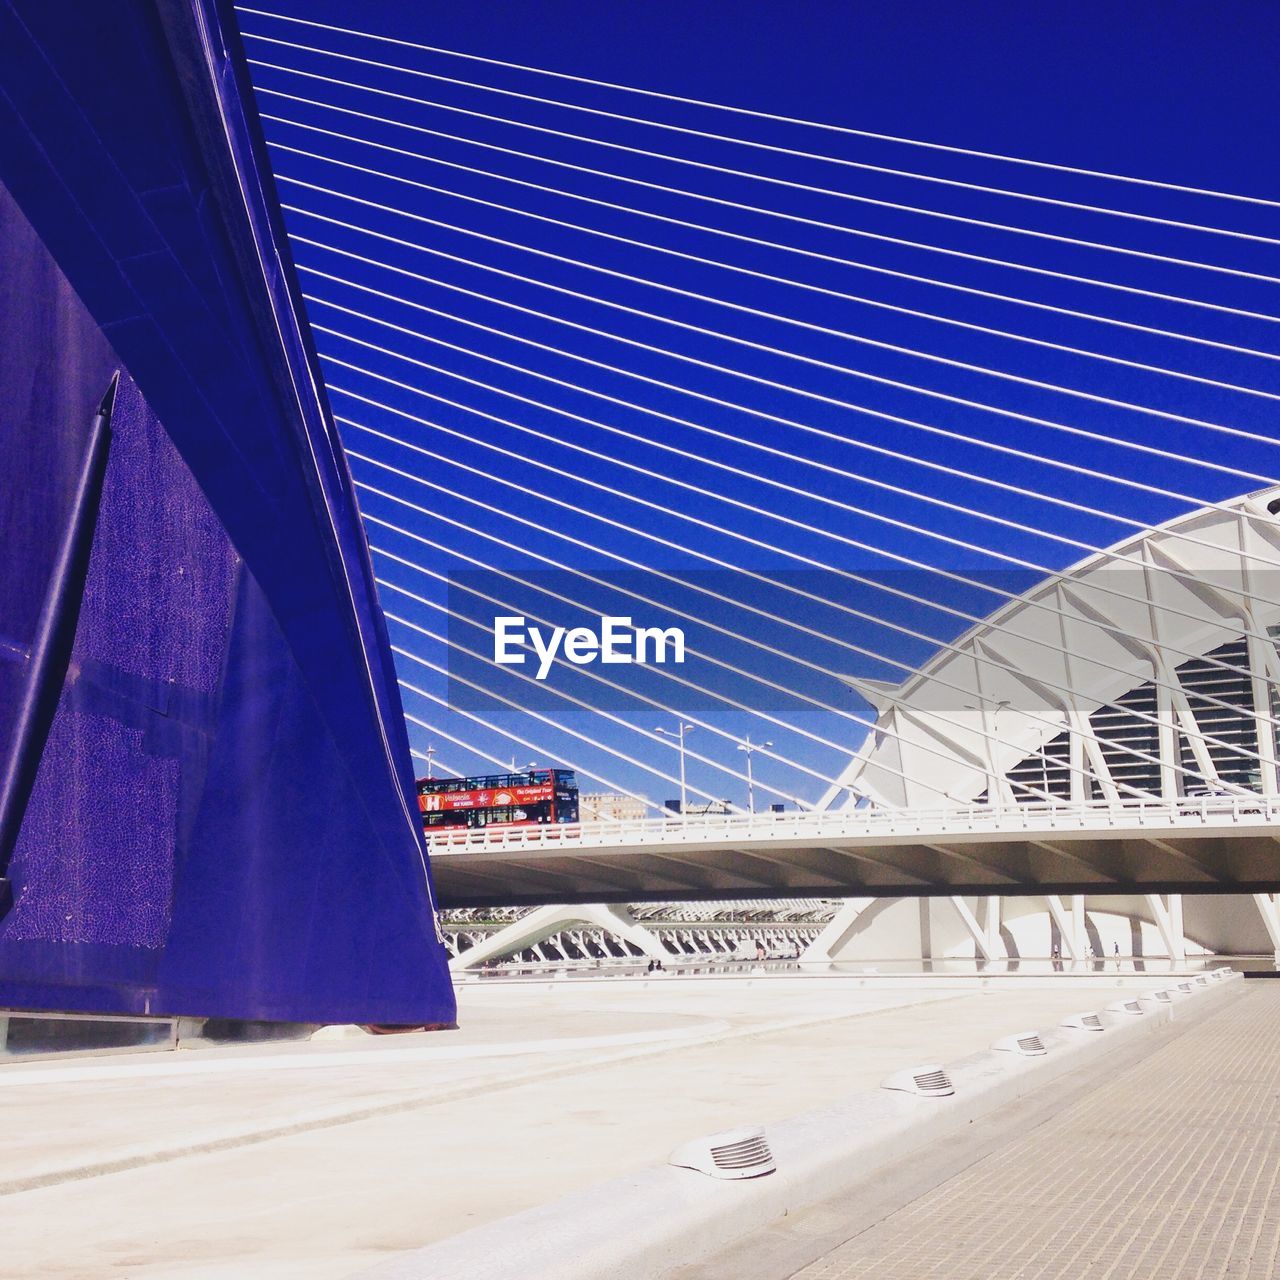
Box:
<box><xmin>423</xmin><ymin>744</ymin><xmax>437</xmax><ymax>780</ymax></box>
<box><xmin>737</xmin><ymin>735</ymin><xmax>773</xmax><ymax>815</ymax></box>
<box><xmin>655</xmin><ymin>722</ymin><xmax>695</xmax><ymax>814</ymax></box>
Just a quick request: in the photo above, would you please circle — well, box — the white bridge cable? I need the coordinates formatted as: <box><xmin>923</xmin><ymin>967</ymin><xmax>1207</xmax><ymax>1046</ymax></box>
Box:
<box><xmin>268</xmin><ymin>155</ymin><xmax>1280</xmax><ymax>449</ymax></box>
<box><xmin>354</xmin><ymin>436</ymin><xmax>1280</xmax><ymax>795</ymax></box>
<box><xmin>242</xmin><ymin>36</ymin><xmax>1280</xmax><ymax>276</ymax></box>
<box><xmin>322</xmin><ymin>347</ymin><xmax>1280</xmax><ymax>656</ymax></box>
<box><xmin>376</xmin><ymin>555</ymin><xmax>1216</xmax><ymax>839</ymax></box>
<box><xmin>387</xmin><ymin>607</ymin><xmax>816</xmax><ymax>809</ymax></box>
<box><xmin>310</xmin><ymin>310</ymin><xmax>1280</xmax><ymax>601</ymax></box>
<box><xmin>334</xmin><ymin>363</ymin><xmax>1280</xmax><ymax>714</ymax></box>
<box><xmin>253</xmin><ymin>42</ymin><xmax>1280</xmax><ymax>250</ymax></box>
<box><xmin>307</xmin><ymin>298</ymin><xmax>1280</xmax><ymax>655</ymax></box>
<box><xmin>241</xmin><ymin>32</ymin><xmax>1280</xmax><ymax>808</ymax></box>
<box><xmin>350</xmin><ymin>439</ymin><xmax>1274</xmax><ymax>800</ymax></box>
<box><xmin>312</xmin><ymin>326</ymin><xmax>1125</xmax><ymax>554</ymax></box>
<box><xmin>238</xmin><ymin>8</ymin><xmax>1280</xmax><ymax>210</ymax></box>
<box><xmin>245</xmin><ymin>61</ymin><xmax>1280</xmax><ymax>322</ymax></box>
<box><xmin>304</xmin><ymin>290</ymin><xmax>1280</xmax><ymax>613</ymax></box>
<box><xmin>260</xmin><ymin>117</ymin><xmax>1280</xmax><ymax>404</ymax></box>
<box><xmin>390</xmin><ymin>640</ymin><xmax>753</xmax><ymax>815</ymax></box>
<box><xmin>289</xmin><ymin>233</ymin><xmax>1280</xmax><ymax>501</ymax></box>
<box><xmin>370</xmin><ymin>514</ymin><xmax>1234</xmax><ymax>814</ymax></box>
<box><xmin>253</xmin><ymin>90</ymin><xmax>1280</xmax><ymax>367</ymax></box>
<box><xmin>400</xmin><ymin>703</ymin><xmax>670</xmax><ymax>819</ymax></box>
<box><xmin>310</xmin><ymin>267</ymin><xmax>1280</xmax><ymax>693</ymax></box>
<box><xmin>347</xmin><ymin>376</ymin><xmax>1280</xmax><ymax>749</ymax></box>
<box><xmin>372</xmin><ymin>537</ymin><xmax>1063</xmax><ymax>812</ymax></box>
<box><xmin>379</xmin><ymin>572</ymin><xmax>854</xmax><ymax>803</ymax></box>
<box><xmin>369</xmin><ymin>531</ymin><xmax>882</xmax><ymax>772</ymax></box>
<box><xmin>379</xmin><ymin>548</ymin><xmax>1279</xmax><ymax>822</ymax></box>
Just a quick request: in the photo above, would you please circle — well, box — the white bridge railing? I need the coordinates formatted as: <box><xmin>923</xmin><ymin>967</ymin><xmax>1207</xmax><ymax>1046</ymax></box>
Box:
<box><xmin>428</xmin><ymin>794</ymin><xmax>1280</xmax><ymax>853</ymax></box>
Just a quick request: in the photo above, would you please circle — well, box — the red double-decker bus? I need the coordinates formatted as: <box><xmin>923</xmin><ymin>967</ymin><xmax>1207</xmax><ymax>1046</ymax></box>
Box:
<box><xmin>416</xmin><ymin>768</ymin><xmax>579</xmax><ymax>829</ymax></box>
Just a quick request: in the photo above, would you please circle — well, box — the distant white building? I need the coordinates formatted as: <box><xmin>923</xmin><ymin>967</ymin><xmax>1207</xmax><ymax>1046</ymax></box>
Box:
<box><xmin>815</xmin><ymin>483</ymin><xmax>1280</xmax><ymax>959</ymax></box>
<box><xmin>579</xmin><ymin>791</ymin><xmax>650</xmax><ymax>822</ymax></box>
<box><xmin>824</xmin><ymin>485</ymin><xmax>1280</xmax><ymax>811</ymax></box>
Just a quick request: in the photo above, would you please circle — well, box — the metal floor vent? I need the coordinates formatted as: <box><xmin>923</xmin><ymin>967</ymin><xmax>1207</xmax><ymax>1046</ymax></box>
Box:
<box><xmin>992</xmin><ymin>1031</ymin><xmax>1047</xmax><ymax>1057</ymax></box>
<box><xmin>1061</xmin><ymin>1012</ymin><xmax>1105</xmax><ymax>1031</ymax></box>
<box><xmin>882</xmin><ymin>1064</ymin><xmax>956</xmax><ymax>1097</ymax></box>
<box><xmin>669</xmin><ymin>1124</ymin><xmax>776</xmax><ymax>1180</ymax></box>
<box><xmin>1151</xmin><ymin>989</ymin><xmax>1174</xmax><ymax>1002</ymax></box>
<box><xmin>1107</xmin><ymin>999</ymin><xmax>1144</xmax><ymax>1016</ymax></box>
<box><xmin>1195</xmin><ymin>975</ymin><xmax>1210</xmax><ymax>986</ymax></box>
<box><xmin>1177</xmin><ymin>981</ymin><xmax>1194</xmax><ymax>993</ymax></box>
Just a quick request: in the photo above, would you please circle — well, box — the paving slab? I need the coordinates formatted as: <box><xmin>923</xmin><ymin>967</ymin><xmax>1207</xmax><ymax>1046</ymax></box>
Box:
<box><xmin>786</xmin><ymin>982</ymin><xmax>1280</xmax><ymax>1280</ymax></box>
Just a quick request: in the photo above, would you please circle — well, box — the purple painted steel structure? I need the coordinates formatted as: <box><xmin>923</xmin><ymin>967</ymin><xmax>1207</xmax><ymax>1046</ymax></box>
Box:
<box><xmin>0</xmin><ymin>0</ymin><xmax>455</xmax><ymax>1025</ymax></box>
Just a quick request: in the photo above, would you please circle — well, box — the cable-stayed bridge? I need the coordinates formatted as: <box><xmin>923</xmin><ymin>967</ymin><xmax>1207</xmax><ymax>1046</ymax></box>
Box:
<box><xmin>234</xmin><ymin>7</ymin><xmax>1280</xmax><ymax>913</ymax></box>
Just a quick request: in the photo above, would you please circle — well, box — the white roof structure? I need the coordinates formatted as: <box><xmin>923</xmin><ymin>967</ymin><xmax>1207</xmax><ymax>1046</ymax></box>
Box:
<box><xmin>821</xmin><ymin>486</ymin><xmax>1280</xmax><ymax>811</ymax></box>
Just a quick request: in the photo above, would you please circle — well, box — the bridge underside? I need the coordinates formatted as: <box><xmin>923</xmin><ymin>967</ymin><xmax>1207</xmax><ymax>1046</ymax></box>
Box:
<box><xmin>433</xmin><ymin>829</ymin><xmax>1280</xmax><ymax>907</ymax></box>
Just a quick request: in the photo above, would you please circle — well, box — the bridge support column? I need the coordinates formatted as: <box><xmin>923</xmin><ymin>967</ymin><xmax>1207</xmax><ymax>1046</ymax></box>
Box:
<box><xmin>982</xmin><ymin>896</ymin><xmax>1003</xmax><ymax>957</ymax></box>
<box><xmin>1044</xmin><ymin>895</ymin><xmax>1074</xmax><ymax>960</ymax></box>
<box><xmin>803</xmin><ymin>898</ymin><xmax>876</xmax><ymax>962</ymax></box>
<box><xmin>1071</xmin><ymin>894</ymin><xmax>1087</xmax><ymax>962</ymax></box>
<box><xmin>1145</xmin><ymin>893</ymin><xmax>1187</xmax><ymax>963</ymax></box>
<box><xmin>951</xmin><ymin>896</ymin><xmax>1005</xmax><ymax>962</ymax></box>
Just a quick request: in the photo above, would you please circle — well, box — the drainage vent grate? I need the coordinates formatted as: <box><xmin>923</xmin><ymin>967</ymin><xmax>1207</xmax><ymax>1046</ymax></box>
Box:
<box><xmin>1195</xmin><ymin>975</ymin><xmax>1210</xmax><ymax>986</ymax></box>
<box><xmin>1152</xmin><ymin>989</ymin><xmax>1173</xmax><ymax>1002</ymax></box>
<box><xmin>882</xmin><ymin>1064</ymin><xmax>955</xmax><ymax>1097</ymax></box>
<box><xmin>1177</xmin><ymin>981</ymin><xmax>1194</xmax><ymax>993</ymax></box>
<box><xmin>1107</xmin><ymin>1000</ymin><xmax>1144</xmax><ymax>1016</ymax></box>
<box><xmin>1061</xmin><ymin>1012</ymin><xmax>1105</xmax><ymax>1031</ymax></box>
<box><xmin>992</xmin><ymin>1031</ymin><xmax>1047</xmax><ymax>1057</ymax></box>
<box><xmin>711</xmin><ymin>1136</ymin><xmax>773</xmax><ymax>1171</ymax></box>
<box><xmin>669</xmin><ymin>1125</ymin><xmax>775</xmax><ymax>1180</ymax></box>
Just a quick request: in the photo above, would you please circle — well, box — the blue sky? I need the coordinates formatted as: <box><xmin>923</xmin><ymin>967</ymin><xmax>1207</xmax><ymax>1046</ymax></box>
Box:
<box><xmin>235</xmin><ymin>1</ymin><xmax>1280</xmax><ymax>811</ymax></box>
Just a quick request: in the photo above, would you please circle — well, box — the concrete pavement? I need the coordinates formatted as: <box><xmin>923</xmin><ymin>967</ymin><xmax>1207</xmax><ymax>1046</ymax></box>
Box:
<box><xmin>0</xmin><ymin>972</ymin><xmax>1179</xmax><ymax>1279</ymax></box>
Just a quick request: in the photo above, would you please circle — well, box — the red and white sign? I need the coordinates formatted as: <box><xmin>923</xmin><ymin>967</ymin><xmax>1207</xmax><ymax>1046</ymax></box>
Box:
<box><xmin>419</xmin><ymin>783</ymin><xmax>554</xmax><ymax>813</ymax></box>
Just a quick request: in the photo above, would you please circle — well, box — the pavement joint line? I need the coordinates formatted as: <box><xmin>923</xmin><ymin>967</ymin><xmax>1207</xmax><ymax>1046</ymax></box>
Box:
<box><xmin>0</xmin><ymin>991</ymin><xmax>961</xmax><ymax>1197</ymax></box>
<box><xmin>0</xmin><ymin>1021</ymin><xmax>738</xmax><ymax>1086</ymax></box>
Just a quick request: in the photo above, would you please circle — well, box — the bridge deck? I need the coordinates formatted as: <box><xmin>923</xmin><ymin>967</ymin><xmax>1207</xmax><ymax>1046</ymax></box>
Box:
<box><xmin>430</xmin><ymin>797</ymin><xmax>1280</xmax><ymax>905</ymax></box>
